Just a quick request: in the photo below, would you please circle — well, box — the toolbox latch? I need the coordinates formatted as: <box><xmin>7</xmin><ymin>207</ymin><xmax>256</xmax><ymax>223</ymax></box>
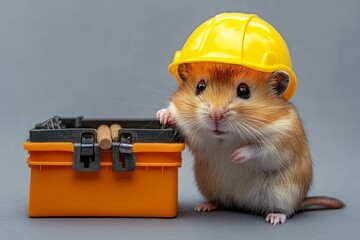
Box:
<box><xmin>112</xmin><ymin>132</ymin><xmax>136</xmax><ymax>171</ymax></box>
<box><xmin>73</xmin><ymin>133</ymin><xmax>100</xmax><ymax>172</ymax></box>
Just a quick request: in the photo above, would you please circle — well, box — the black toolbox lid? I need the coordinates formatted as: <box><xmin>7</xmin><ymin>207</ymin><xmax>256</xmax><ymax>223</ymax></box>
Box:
<box><xmin>29</xmin><ymin>116</ymin><xmax>182</xmax><ymax>143</ymax></box>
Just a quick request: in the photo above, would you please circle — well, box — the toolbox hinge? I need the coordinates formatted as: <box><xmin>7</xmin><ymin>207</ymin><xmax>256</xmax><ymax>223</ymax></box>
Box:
<box><xmin>112</xmin><ymin>132</ymin><xmax>136</xmax><ymax>171</ymax></box>
<box><xmin>73</xmin><ymin>133</ymin><xmax>100</xmax><ymax>172</ymax></box>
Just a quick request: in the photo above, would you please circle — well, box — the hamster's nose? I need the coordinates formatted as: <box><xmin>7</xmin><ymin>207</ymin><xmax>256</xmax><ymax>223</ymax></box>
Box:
<box><xmin>209</xmin><ymin>112</ymin><xmax>224</xmax><ymax>122</ymax></box>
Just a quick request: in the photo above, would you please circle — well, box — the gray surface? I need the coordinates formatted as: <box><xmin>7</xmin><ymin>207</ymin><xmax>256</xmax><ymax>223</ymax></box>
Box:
<box><xmin>1</xmin><ymin>0</ymin><xmax>359</xmax><ymax>239</ymax></box>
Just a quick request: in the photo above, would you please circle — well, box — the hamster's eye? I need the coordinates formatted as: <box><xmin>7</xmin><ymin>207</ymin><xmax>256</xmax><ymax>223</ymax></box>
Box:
<box><xmin>237</xmin><ymin>83</ymin><xmax>250</xmax><ymax>99</ymax></box>
<box><xmin>196</xmin><ymin>79</ymin><xmax>206</xmax><ymax>95</ymax></box>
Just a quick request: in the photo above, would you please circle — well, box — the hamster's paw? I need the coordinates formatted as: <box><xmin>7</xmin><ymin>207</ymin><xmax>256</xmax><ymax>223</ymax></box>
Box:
<box><xmin>231</xmin><ymin>145</ymin><xmax>254</xmax><ymax>164</ymax></box>
<box><xmin>194</xmin><ymin>202</ymin><xmax>218</xmax><ymax>212</ymax></box>
<box><xmin>265</xmin><ymin>213</ymin><xmax>287</xmax><ymax>225</ymax></box>
<box><xmin>156</xmin><ymin>108</ymin><xmax>175</xmax><ymax>125</ymax></box>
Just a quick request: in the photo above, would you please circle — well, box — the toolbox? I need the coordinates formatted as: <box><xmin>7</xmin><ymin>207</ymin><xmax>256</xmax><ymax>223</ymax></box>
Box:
<box><xmin>24</xmin><ymin>116</ymin><xmax>184</xmax><ymax>217</ymax></box>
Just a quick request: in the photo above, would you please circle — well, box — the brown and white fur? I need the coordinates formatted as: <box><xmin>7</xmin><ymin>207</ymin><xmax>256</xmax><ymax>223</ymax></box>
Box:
<box><xmin>157</xmin><ymin>62</ymin><xmax>344</xmax><ymax>225</ymax></box>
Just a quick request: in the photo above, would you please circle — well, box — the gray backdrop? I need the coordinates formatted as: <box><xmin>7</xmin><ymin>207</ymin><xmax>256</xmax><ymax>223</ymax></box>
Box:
<box><xmin>1</xmin><ymin>0</ymin><xmax>359</xmax><ymax>239</ymax></box>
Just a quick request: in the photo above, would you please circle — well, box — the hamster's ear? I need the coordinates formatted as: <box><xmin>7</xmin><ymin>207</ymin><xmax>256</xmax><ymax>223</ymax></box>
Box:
<box><xmin>269</xmin><ymin>71</ymin><xmax>289</xmax><ymax>96</ymax></box>
<box><xmin>178</xmin><ymin>63</ymin><xmax>192</xmax><ymax>82</ymax></box>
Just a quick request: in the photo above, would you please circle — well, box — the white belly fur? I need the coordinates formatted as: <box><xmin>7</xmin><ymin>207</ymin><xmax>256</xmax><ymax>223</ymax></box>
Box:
<box><xmin>193</xmin><ymin>145</ymin><xmax>300</xmax><ymax>215</ymax></box>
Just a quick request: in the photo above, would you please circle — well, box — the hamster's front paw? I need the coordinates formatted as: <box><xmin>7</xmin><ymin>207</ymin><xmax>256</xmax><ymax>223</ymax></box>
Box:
<box><xmin>156</xmin><ymin>108</ymin><xmax>176</xmax><ymax>125</ymax></box>
<box><xmin>231</xmin><ymin>145</ymin><xmax>255</xmax><ymax>164</ymax></box>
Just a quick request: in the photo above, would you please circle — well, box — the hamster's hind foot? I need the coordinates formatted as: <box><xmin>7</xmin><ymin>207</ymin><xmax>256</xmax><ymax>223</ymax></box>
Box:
<box><xmin>265</xmin><ymin>213</ymin><xmax>287</xmax><ymax>225</ymax></box>
<box><xmin>194</xmin><ymin>202</ymin><xmax>218</xmax><ymax>212</ymax></box>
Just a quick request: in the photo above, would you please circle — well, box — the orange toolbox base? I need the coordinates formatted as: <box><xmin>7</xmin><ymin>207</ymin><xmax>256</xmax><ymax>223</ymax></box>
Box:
<box><xmin>24</xmin><ymin>117</ymin><xmax>184</xmax><ymax>218</ymax></box>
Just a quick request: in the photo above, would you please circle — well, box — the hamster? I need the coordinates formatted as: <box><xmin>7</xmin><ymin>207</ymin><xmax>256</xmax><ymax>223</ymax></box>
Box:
<box><xmin>157</xmin><ymin>62</ymin><xmax>344</xmax><ymax>225</ymax></box>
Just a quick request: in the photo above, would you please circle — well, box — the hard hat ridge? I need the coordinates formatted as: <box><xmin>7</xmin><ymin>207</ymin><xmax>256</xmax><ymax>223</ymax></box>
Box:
<box><xmin>169</xmin><ymin>12</ymin><xmax>297</xmax><ymax>100</ymax></box>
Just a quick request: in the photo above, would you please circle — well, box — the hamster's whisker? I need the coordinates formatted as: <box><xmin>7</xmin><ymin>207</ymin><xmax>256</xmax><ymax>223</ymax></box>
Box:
<box><xmin>238</xmin><ymin>119</ymin><xmax>268</xmax><ymax>143</ymax></box>
<box><xmin>132</xmin><ymin>85</ymin><xmax>174</xmax><ymax>98</ymax></box>
<box><xmin>244</xmin><ymin>116</ymin><xmax>293</xmax><ymax>139</ymax></box>
<box><xmin>228</xmin><ymin>121</ymin><xmax>247</xmax><ymax>143</ymax></box>
<box><xmin>232</xmin><ymin>121</ymin><xmax>254</xmax><ymax>141</ymax></box>
<box><xmin>174</xmin><ymin>98</ymin><xmax>208</xmax><ymax>112</ymax></box>
<box><xmin>116</xmin><ymin>101</ymin><xmax>166</xmax><ymax>109</ymax></box>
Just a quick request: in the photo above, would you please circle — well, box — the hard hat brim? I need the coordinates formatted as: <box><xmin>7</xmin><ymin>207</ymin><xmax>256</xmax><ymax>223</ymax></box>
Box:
<box><xmin>169</xmin><ymin>59</ymin><xmax>297</xmax><ymax>101</ymax></box>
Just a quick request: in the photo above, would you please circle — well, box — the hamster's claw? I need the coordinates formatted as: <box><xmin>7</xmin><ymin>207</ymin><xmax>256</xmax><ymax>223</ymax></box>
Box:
<box><xmin>265</xmin><ymin>213</ymin><xmax>287</xmax><ymax>225</ymax></box>
<box><xmin>156</xmin><ymin>108</ymin><xmax>175</xmax><ymax>125</ymax></box>
<box><xmin>194</xmin><ymin>202</ymin><xmax>218</xmax><ymax>212</ymax></box>
<box><xmin>231</xmin><ymin>145</ymin><xmax>254</xmax><ymax>164</ymax></box>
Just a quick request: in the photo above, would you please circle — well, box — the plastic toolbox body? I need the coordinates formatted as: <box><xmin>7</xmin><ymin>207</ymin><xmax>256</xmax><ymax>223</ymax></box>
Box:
<box><xmin>24</xmin><ymin>116</ymin><xmax>184</xmax><ymax>217</ymax></box>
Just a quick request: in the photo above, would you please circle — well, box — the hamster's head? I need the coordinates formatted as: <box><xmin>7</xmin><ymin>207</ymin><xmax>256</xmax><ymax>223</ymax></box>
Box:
<box><xmin>170</xmin><ymin>62</ymin><xmax>292</xmax><ymax>145</ymax></box>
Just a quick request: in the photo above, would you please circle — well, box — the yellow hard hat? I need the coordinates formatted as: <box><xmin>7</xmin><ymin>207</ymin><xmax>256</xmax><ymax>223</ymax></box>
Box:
<box><xmin>169</xmin><ymin>12</ymin><xmax>297</xmax><ymax>100</ymax></box>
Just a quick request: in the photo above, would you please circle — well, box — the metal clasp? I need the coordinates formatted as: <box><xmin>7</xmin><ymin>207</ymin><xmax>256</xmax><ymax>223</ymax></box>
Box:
<box><xmin>112</xmin><ymin>132</ymin><xmax>136</xmax><ymax>171</ymax></box>
<box><xmin>73</xmin><ymin>133</ymin><xmax>100</xmax><ymax>171</ymax></box>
